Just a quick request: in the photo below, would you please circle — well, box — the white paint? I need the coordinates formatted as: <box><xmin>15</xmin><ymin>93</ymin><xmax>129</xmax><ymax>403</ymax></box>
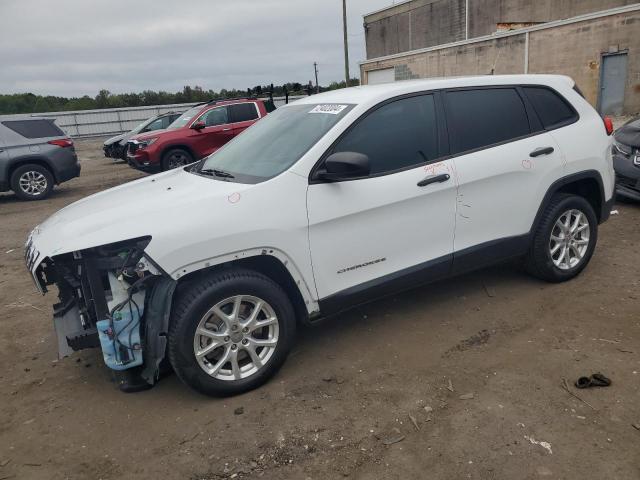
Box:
<box><xmin>524</xmin><ymin>435</ymin><xmax>553</xmax><ymax>455</ymax></box>
<box><xmin>27</xmin><ymin>75</ymin><xmax>614</xmax><ymax>319</ymax></box>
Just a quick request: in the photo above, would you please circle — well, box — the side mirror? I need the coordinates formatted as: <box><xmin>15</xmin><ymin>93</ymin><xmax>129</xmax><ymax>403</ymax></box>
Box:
<box><xmin>191</xmin><ymin>121</ymin><xmax>205</xmax><ymax>131</ymax></box>
<box><xmin>316</xmin><ymin>152</ymin><xmax>370</xmax><ymax>182</ymax></box>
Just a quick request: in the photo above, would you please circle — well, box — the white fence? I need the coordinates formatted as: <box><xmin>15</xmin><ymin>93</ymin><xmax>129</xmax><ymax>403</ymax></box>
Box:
<box><xmin>0</xmin><ymin>96</ymin><xmax>304</xmax><ymax>138</ymax></box>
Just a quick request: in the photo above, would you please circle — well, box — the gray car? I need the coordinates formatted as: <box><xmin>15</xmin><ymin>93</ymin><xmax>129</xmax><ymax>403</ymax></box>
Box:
<box><xmin>0</xmin><ymin>118</ymin><xmax>80</xmax><ymax>201</ymax></box>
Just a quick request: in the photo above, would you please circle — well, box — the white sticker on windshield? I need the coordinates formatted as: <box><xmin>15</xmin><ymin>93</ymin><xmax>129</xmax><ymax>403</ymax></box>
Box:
<box><xmin>308</xmin><ymin>104</ymin><xmax>348</xmax><ymax>115</ymax></box>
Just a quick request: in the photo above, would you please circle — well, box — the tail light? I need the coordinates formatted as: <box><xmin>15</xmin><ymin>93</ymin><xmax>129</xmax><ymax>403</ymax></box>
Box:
<box><xmin>603</xmin><ymin>116</ymin><xmax>614</xmax><ymax>136</ymax></box>
<box><xmin>48</xmin><ymin>138</ymin><xmax>74</xmax><ymax>148</ymax></box>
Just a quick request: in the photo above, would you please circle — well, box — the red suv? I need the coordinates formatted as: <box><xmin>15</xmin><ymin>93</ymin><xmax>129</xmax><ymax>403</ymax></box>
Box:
<box><xmin>126</xmin><ymin>98</ymin><xmax>272</xmax><ymax>171</ymax></box>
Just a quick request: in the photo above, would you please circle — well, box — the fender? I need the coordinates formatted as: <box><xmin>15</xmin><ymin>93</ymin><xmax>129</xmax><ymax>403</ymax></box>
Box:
<box><xmin>5</xmin><ymin>155</ymin><xmax>57</xmax><ymax>183</ymax></box>
<box><xmin>530</xmin><ymin>170</ymin><xmax>610</xmax><ymax>234</ymax></box>
<box><xmin>170</xmin><ymin>246</ymin><xmax>319</xmax><ymax>314</ymax></box>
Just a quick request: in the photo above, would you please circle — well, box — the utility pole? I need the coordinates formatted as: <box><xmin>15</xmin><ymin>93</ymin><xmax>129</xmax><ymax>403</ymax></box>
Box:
<box><xmin>342</xmin><ymin>0</ymin><xmax>350</xmax><ymax>87</ymax></box>
<box><xmin>313</xmin><ymin>62</ymin><xmax>320</xmax><ymax>94</ymax></box>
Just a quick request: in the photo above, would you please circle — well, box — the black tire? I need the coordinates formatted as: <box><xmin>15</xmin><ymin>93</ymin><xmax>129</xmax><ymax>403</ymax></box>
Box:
<box><xmin>168</xmin><ymin>269</ymin><xmax>296</xmax><ymax>397</ymax></box>
<box><xmin>161</xmin><ymin>148</ymin><xmax>193</xmax><ymax>171</ymax></box>
<box><xmin>525</xmin><ymin>193</ymin><xmax>598</xmax><ymax>282</ymax></box>
<box><xmin>10</xmin><ymin>163</ymin><xmax>54</xmax><ymax>201</ymax></box>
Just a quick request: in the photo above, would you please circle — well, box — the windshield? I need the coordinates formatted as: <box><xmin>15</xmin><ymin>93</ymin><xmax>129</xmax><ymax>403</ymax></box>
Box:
<box><xmin>196</xmin><ymin>103</ymin><xmax>354</xmax><ymax>183</ymax></box>
<box><xmin>167</xmin><ymin>106</ymin><xmax>202</xmax><ymax>129</ymax></box>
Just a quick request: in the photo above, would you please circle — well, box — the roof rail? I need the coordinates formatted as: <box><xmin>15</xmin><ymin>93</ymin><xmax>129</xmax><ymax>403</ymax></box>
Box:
<box><xmin>206</xmin><ymin>96</ymin><xmax>258</xmax><ymax>105</ymax></box>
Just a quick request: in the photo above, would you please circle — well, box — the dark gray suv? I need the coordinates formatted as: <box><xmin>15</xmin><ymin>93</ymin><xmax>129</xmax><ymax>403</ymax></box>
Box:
<box><xmin>0</xmin><ymin>118</ymin><xmax>80</xmax><ymax>200</ymax></box>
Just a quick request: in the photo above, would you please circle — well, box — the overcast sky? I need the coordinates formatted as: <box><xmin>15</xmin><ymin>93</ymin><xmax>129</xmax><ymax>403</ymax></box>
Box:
<box><xmin>0</xmin><ymin>0</ymin><xmax>394</xmax><ymax>97</ymax></box>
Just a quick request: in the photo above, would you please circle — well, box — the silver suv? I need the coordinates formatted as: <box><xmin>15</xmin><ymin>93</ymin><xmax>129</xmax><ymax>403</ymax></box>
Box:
<box><xmin>0</xmin><ymin>118</ymin><xmax>80</xmax><ymax>200</ymax></box>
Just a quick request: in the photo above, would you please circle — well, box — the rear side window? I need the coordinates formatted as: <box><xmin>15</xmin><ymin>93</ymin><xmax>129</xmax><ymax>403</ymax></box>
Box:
<box><xmin>229</xmin><ymin>103</ymin><xmax>259</xmax><ymax>123</ymax></box>
<box><xmin>523</xmin><ymin>87</ymin><xmax>578</xmax><ymax>129</ymax></box>
<box><xmin>445</xmin><ymin>88</ymin><xmax>530</xmax><ymax>154</ymax></box>
<box><xmin>2</xmin><ymin>119</ymin><xmax>65</xmax><ymax>139</ymax></box>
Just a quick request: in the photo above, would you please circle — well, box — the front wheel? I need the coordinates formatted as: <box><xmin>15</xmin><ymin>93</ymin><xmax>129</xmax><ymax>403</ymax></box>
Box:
<box><xmin>525</xmin><ymin>194</ymin><xmax>598</xmax><ymax>282</ymax></box>
<box><xmin>161</xmin><ymin>148</ymin><xmax>193</xmax><ymax>171</ymax></box>
<box><xmin>168</xmin><ymin>269</ymin><xmax>296</xmax><ymax>396</ymax></box>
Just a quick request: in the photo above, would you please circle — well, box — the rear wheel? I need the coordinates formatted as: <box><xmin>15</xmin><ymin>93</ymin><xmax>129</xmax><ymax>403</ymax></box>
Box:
<box><xmin>10</xmin><ymin>164</ymin><xmax>54</xmax><ymax>201</ymax></box>
<box><xmin>168</xmin><ymin>269</ymin><xmax>296</xmax><ymax>396</ymax></box>
<box><xmin>161</xmin><ymin>148</ymin><xmax>193</xmax><ymax>171</ymax></box>
<box><xmin>525</xmin><ymin>194</ymin><xmax>598</xmax><ymax>282</ymax></box>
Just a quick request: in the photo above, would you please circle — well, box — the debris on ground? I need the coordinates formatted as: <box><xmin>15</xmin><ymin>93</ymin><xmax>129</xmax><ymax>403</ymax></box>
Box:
<box><xmin>446</xmin><ymin>379</ymin><xmax>454</xmax><ymax>392</ymax></box>
<box><xmin>459</xmin><ymin>393</ymin><xmax>475</xmax><ymax>400</ymax></box>
<box><xmin>524</xmin><ymin>435</ymin><xmax>553</xmax><ymax>455</ymax></box>
<box><xmin>632</xmin><ymin>423</ymin><xmax>640</xmax><ymax>431</ymax></box>
<box><xmin>234</xmin><ymin>407</ymin><xmax>244</xmax><ymax>415</ymax></box>
<box><xmin>561</xmin><ymin>378</ymin><xmax>597</xmax><ymax>410</ymax></box>
<box><xmin>408</xmin><ymin>414</ymin><xmax>420</xmax><ymax>431</ymax></box>
<box><xmin>483</xmin><ymin>283</ymin><xmax>496</xmax><ymax>298</ymax></box>
<box><xmin>611</xmin><ymin>210</ymin><xmax>619</xmax><ymax>215</ymax></box>
<box><xmin>380</xmin><ymin>428</ymin><xmax>405</xmax><ymax>446</ymax></box>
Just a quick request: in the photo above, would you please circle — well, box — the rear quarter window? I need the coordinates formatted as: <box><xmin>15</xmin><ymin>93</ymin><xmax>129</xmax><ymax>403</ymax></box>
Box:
<box><xmin>523</xmin><ymin>86</ymin><xmax>578</xmax><ymax>129</ymax></box>
<box><xmin>2</xmin><ymin>119</ymin><xmax>65</xmax><ymax>139</ymax></box>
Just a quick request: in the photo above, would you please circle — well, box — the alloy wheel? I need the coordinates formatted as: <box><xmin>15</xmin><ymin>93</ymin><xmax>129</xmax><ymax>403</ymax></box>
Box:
<box><xmin>18</xmin><ymin>170</ymin><xmax>48</xmax><ymax>196</ymax></box>
<box><xmin>193</xmin><ymin>295</ymin><xmax>279</xmax><ymax>381</ymax></box>
<box><xmin>168</xmin><ymin>152</ymin><xmax>188</xmax><ymax>168</ymax></box>
<box><xmin>549</xmin><ymin>209</ymin><xmax>590</xmax><ymax>270</ymax></box>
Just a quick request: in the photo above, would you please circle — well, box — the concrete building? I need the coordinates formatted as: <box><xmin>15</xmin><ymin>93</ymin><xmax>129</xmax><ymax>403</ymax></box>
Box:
<box><xmin>360</xmin><ymin>1</ymin><xmax>640</xmax><ymax>115</ymax></box>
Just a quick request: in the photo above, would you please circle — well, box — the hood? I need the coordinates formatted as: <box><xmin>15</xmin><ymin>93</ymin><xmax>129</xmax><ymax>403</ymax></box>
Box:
<box><xmin>104</xmin><ymin>133</ymin><xmax>126</xmax><ymax>146</ymax></box>
<box><xmin>614</xmin><ymin>117</ymin><xmax>640</xmax><ymax>148</ymax></box>
<box><xmin>130</xmin><ymin>129</ymin><xmax>170</xmax><ymax>142</ymax></box>
<box><xmin>29</xmin><ymin>168</ymin><xmax>252</xmax><ymax>261</ymax></box>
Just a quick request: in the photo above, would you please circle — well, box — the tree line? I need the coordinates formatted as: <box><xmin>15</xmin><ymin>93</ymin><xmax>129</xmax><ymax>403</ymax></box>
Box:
<box><xmin>0</xmin><ymin>80</ymin><xmax>360</xmax><ymax>114</ymax></box>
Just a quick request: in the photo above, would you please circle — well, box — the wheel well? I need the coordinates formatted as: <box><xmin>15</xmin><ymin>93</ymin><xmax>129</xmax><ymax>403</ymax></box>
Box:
<box><xmin>176</xmin><ymin>256</ymin><xmax>309</xmax><ymax>323</ymax></box>
<box><xmin>555</xmin><ymin>177</ymin><xmax>603</xmax><ymax>221</ymax></box>
<box><xmin>160</xmin><ymin>145</ymin><xmax>197</xmax><ymax>163</ymax></box>
<box><xmin>8</xmin><ymin>158</ymin><xmax>56</xmax><ymax>184</ymax></box>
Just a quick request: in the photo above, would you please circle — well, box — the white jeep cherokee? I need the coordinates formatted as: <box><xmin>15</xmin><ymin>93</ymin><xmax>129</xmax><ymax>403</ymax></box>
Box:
<box><xmin>25</xmin><ymin>75</ymin><xmax>615</xmax><ymax>396</ymax></box>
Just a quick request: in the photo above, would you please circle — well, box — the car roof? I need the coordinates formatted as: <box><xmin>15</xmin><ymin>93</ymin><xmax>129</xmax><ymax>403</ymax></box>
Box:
<box><xmin>292</xmin><ymin>74</ymin><xmax>575</xmax><ymax>106</ymax></box>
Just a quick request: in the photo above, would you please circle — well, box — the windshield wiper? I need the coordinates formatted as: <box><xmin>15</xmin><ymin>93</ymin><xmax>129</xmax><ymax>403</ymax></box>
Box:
<box><xmin>199</xmin><ymin>168</ymin><xmax>235</xmax><ymax>179</ymax></box>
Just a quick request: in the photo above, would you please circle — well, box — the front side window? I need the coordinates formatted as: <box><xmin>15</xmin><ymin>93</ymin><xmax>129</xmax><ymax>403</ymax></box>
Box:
<box><xmin>199</xmin><ymin>107</ymin><xmax>229</xmax><ymax>127</ymax></box>
<box><xmin>229</xmin><ymin>103</ymin><xmax>259</xmax><ymax>123</ymax></box>
<box><xmin>144</xmin><ymin>117</ymin><xmax>165</xmax><ymax>131</ymax></box>
<box><xmin>331</xmin><ymin>94</ymin><xmax>439</xmax><ymax>175</ymax></box>
<box><xmin>523</xmin><ymin>86</ymin><xmax>577</xmax><ymax>129</ymax></box>
<box><xmin>445</xmin><ymin>88</ymin><xmax>530</xmax><ymax>154</ymax></box>
<box><xmin>196</xmin><ymin>103</ymin><xmax>354</xmax><ymax>183</ymax></box>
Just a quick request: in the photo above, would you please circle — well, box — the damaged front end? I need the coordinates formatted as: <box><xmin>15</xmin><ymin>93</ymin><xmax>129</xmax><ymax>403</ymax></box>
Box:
<box><xmin>26</xmin><ymin>235</ymin><xmax>176</xmax><ymax>391</ymax></box>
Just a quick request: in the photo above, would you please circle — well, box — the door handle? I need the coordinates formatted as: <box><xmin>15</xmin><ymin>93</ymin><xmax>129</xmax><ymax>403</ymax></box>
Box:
<box><xmin>417</xmin><ymin>173</ymin><xmax>450</xmax><ymax>187</ymax></box>
<box><xmin>530</xmin><ymin>146</ymin><xmax>554</xmax><ymax>157</ymax></box>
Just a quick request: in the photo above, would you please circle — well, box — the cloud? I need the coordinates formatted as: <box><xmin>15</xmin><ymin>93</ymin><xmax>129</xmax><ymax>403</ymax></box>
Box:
<box><xmin>0</xmin><ymin>0</ymin><xmax>392</xmax><ymax>97</ymax></box>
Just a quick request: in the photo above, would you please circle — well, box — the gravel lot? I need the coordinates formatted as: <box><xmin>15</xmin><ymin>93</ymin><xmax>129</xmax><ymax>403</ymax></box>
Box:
<box><xmin>1</xmin><ymin>137</ymin><xmax>639</xmax><ymax>480</ymax></box>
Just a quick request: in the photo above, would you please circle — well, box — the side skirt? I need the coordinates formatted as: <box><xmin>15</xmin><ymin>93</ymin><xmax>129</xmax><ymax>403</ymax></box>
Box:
<box><xmin>315</xmin><ymin>234</ymin><xmax>530</xmax><ymax>321</ymax></box>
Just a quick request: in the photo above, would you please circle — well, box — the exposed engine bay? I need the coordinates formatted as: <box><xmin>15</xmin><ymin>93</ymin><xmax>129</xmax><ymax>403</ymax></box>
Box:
<box><xmin>28</xmin><ymin>236</ymin><xmax>176</xmax><ymax>390</ymax></box>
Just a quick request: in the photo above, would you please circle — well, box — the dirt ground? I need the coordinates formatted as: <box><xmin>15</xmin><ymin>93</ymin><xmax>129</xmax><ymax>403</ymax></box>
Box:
<box><xmin>1</xmin><ymin>137</ymin><xmax>639</xmax><ymax>480</ymax></box>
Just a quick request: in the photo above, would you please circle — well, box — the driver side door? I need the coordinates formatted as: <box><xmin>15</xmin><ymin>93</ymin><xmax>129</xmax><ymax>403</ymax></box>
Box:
<box><xmin>306</xmin><ymin>93</ymin><xmax>458</xmax><ymax>312</ymax></box>
<box><xmin>191</xmin><ymin>106</ymin><xmax>235</xmax><ymax>158</ymax></box>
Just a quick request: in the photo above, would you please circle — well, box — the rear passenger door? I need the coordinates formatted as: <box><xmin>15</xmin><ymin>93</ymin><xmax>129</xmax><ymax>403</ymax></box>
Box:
<box><xmin>228</xmin><ymin>103</ymin><xmax>260</xmax><ymax>136</ymax></box>
<box><xmin>444</xmin><ymin>87</ymin><xmax>565</xmax><ymax>267</ymax></box>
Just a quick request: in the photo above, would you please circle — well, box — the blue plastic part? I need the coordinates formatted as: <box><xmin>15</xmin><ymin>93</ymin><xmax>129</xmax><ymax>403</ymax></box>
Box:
<box><xmin>96</xmin><ymin>305</ymin><xmax>144</xmax><ymax>371</ymax></box>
